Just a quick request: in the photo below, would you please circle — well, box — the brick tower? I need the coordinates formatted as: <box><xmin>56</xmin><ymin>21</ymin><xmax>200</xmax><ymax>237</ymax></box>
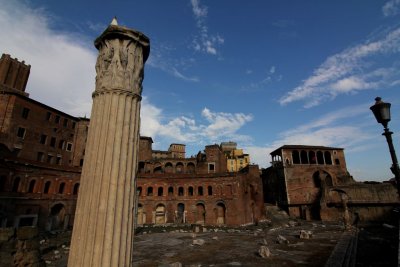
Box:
<box><xmin>68</xmin><ymin>18</ymin><xmax>150</xmax><ymax>267</ymax></box>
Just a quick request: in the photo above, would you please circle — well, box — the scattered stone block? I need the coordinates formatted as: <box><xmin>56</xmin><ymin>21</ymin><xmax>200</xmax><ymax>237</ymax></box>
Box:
<box><xmin>212</xmin><ymin>236</ymin><xmax>218</xmax><ymax>240</ymax></box>
<box><xmin>299</xmin><ymin>230</ymin><xmax>313</xmax><ymax>239</ymax></box>
<box><xmin>258</xmin><ymin>245</ymin><xmax>271</xmax><ymax>258</ymax></box>
<box><xmin>276</xmin><ymin>235</ymin><xmax>289</xmax><ymax>244</ymax></box>
<box><xmin>170</xmin><ymin>262</ymin><xmax>182</xmax><ymax>267</ymax></box>
<box><xmin>192</xmin><ymin>239</ymin><xmax>205</xmax><ymax>246</ymax></box>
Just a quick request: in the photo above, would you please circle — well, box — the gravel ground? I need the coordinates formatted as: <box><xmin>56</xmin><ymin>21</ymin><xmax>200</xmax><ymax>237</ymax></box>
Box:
<box><xmin>37</xmin><ymin>220</ymin><xmax>398</xmax><ymax>267</ymax></box>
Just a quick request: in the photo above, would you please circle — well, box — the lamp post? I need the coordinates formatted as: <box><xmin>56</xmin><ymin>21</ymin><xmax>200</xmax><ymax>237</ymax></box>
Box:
<box><xmin>370</xmin><ymin>97</ymin><xmax>400</xmax><ymax>196</ymax></box>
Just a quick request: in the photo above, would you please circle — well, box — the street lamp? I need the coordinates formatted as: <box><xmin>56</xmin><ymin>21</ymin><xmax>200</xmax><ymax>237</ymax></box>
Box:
<box><xmin>370</xmin><ymin>97</ymin><xmax>400</xmax><ymax>196</ymax></box>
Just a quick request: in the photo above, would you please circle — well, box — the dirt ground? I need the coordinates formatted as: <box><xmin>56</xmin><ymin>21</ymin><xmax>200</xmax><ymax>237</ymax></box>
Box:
<box><xmin>132</xmin><ymin>221</ymin><xmax>343</xmax><ymax>267</ymax></box>
<box><xmin>40</xmin><ymin>220</ymin><xmax>345</xmax><ymax>267</ymax></box>
<box><xmin>37</xmin><ymin>219</ymin><xmax>399</xmax><ymax>267</ymax></box>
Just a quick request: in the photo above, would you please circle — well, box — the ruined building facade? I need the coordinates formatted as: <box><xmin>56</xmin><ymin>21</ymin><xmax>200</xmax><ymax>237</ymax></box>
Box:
<box><xmin>0</xmin><ymin>54</ymin><xmax>88</xmax><ymax>230</ymax></box>
<box><xmin>262</xmin><ymin>145</ymin><xmax>398</xmax><ymax>222</ymax></box>
<box><xmin>136</xmin><ymin>137</ymin><xmax>265</xmax><ymax>226</ymax></box>
<box><xmin>0</xmin><ymin>54</ymin><xmax>264</xmax><ymax>229</ymax></box>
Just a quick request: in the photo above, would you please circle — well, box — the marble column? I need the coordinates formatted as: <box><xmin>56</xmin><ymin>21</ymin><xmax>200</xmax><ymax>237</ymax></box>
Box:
<box><xmin>68</xmin><ymin>18</ymin><xmax>150</xmax><ymax>267</ymax></box>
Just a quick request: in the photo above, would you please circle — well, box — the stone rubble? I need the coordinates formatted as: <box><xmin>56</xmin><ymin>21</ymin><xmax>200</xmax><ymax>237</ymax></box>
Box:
<box><xmin>258</xmin><ymin>245</ymin><xmax>271</xmax><ymax>258</ymax></box>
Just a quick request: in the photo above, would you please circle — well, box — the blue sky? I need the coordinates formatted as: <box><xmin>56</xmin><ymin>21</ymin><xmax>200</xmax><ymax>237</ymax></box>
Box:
<box><xmin>1</xmin><ymin>0</ymin><xmax>400</xmax><ymax>181</ymax></box>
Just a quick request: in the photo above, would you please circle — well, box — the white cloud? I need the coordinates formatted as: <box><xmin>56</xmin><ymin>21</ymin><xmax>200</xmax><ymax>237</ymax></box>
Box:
<box><xmin>190</xmin><ymin>0</ymin><xmax>224</xmax><ymax>56</ymax></box>
<box><xmin>279</xmin><ymin>27</ymin><xmax>400</xmax><ymax>107</ymax></box>
<box><xmin>383</xmin><ymin>0</ymin><xmax>400</xmax><ymax>17</ymax></box>
<box><xmin>0</xmin><ymin>0</ymin><xmax>96</xmax><ymax>117</ymax></box>
<box><xmin>140</xmin><ymin>99</ymin><xmax>253</xmax><ymax>149</ymax></box>
<box><xmin>269</xmin><ymin>66</ymin><xmax>276</xmax><ymax>74</ymax></box>
<box><xmin>191</xmin><ymin>0</ymin><xmax>208</xmax><ymax>18</ymax></box>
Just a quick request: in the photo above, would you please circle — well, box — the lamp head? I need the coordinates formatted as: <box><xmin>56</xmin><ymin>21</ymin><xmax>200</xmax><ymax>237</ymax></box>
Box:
<box><xmin>370</xmin><ymin>97</ymin><xmax>391</xmax><ymax>128</ymax></box>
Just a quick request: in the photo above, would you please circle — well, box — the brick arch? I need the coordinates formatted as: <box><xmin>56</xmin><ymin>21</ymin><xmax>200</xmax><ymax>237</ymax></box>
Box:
<box><xmin>175</xmin><ymin>162</ymin><xmax>184</xmax><ymax>173</ymax></box>
<box><xmin>186</xmin><ymin>162</ymin><xmax>195</xmax><ymax>174</ymax></box>
<box><xmin>164</xmin><ymin>162</ymin><xmax>173</xmax><ymax>173</ymax></box>
<box><xmin>28</xmin><ymin>179</ymin><xmax>37</xmax><ymax>193</ymax></box>
<box><xmin>154</xmin><ymin>162</ymin><xmax>162</xmax><ymax>174</ymax></box>
<box><xmin>43</xmin><ymin>180</ymin><xmax>52</xmax><ymax>194</ymax></box>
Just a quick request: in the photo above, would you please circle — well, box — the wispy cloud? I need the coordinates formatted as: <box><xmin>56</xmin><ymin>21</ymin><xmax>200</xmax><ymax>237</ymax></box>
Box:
<box><xmin>279</xmin><ymin>27</ymin><xmax>400</xmax><ymax>107</ymax></box>
<box><xmin>244</xmin><ymin>104</ymin><xmax>374</xmax><ymax>168</ymax></box>
<box><xmin>147</xmin><ymin>42</ymin><xmax>199</xmax><ymax>82</ymax></box>
<box><xmin>190</xmin><ymin>0</ymin><xmax>224</xmax><ymax>55</ymax></box>
<box><xmin>0</xmin><ymin>0</ymin><xmax>96</xmax><ymax>117</ymax></box>
<box><xmin>383</xmin><ymin>0</ymin><xmax>400</xmax><ymax>17</ymax></box>
<box><xmin>242</xmin><ymin>66</ymin><xmax>282</xmax><ymax>91</ymax></box>
<box><xmin>140</xmin><ymin>98</ymin><xmax>253</xmax><ymax>147</ymax></box>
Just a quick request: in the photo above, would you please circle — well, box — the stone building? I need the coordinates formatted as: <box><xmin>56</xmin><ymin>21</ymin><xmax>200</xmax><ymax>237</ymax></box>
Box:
<box><xmin>136</xmin><ymin>137</ymin><xmax>265</xmax><ymax>226</ymax></box>
<box><xmin>0</xmin><ymin>54</ymin><xmax>264</xmax><ymax>229</ymax></box>
<box><xmin>0</xmin><ymin>54</ymin><xmax>88</xmax><ymax>230</ymax></box>
<box><xmin>262</xmin><ymin>145</ymin><xmax>398</xmax><ymax>222</ymax></box>
<box><xmin>221</xmin><ymin>141</ymin><xmax>250</xmax><ymax>172</ymax></box>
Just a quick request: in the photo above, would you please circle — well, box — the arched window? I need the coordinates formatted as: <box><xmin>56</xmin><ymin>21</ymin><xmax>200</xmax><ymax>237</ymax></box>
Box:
<box><xmin>138</xmin><ymin>162</ymin><xmax>145</xmax><ymax>173</ymax></box>
<box><xmin>12</xmin><ymin>177</ymin><xmax>20</xmax><ymax>192</ymax></box>
<box><xmin>309</xmin><ymin>151</ymin><xmax>316</xmax><ymax>164</ymax></box>
<box><xmin>73</xmin><ymin>183</ymin><xmax>80</xmax><ymax>195</ymax></box>
<box><xmin>168</xmin><ymin>186</ymin><xmax>174</xmax><ymax>196</ymax></box>
<box><xmin>188</xmin><ymin>186</ymin><xmax>194</xmax><ymax>196</ymax></box>
<box><xmin>208</xmin><ymin>186</ymin><xmax>213</xmax><ymax>196</ymax></box>
<box><xmin>28</xmin><ymin>180</ymin><xmax>36</xmax><ymax>193</ymax></box>
<box><xmin>176</xmin><ymin>162</ymin><xmax>184</xmax><ymax>173</ymax></box>
<box><xmin>198</xmin><ymin>186</ymin><xmax>203</xmax><ymax>196</ymax></box>
<box><xmin>292</xmin><ymin>150</ymin><xmax>300</xmax><ymax>164</ymax></box>
<box><xmin>158</xmin><ymin>187</ymin><xmax>163</xmax><ymax>196</ymax></box>
<box><xmin>317</xmin><ymin>151</ymin><xmax>324</xmax><ymax>164</ymax></box>
<box><xmin>178</xmin><ymin>187</ymin><xmax>184</xmax><ymax>196</ymax></box>
<box><xmin>325</xmin><ymin>151</ymin><xmax>332</xmax><ymax>165</ymax></box>
<box><xmin>138</xmin><ymin>186</ymin><xmax>142</xmax><ymax>196</ymax></box>
<box><xmin>44</xmin><ymin>181</ymin><xmax>51</xmax><ymax>194</ymax></box>
<box><xmin>313</xmin><ymin>172</ymin><xmax>321</xmax><ymax>188</ymax></box>
<box><xmin>300</xmin><ymin>150</ymin><xmax>309</xmax><ymax>164</ymax></box>
<box><xmin>187</xmin><ymin>163</ymin><xmax>195</xmax><ymax>174</ymax></box>
<box><xmin>58</xmin><ymin>182</ymin><xmax>65</xmax><ymax>194</ymax></box>
<box><xmin>165</xmin><ymin>162</ymin><xmax>173</xmax><ymax>173</ymax></box>
<box><xmin>147</xmin><ymin>187</ymin><xmax>153</xmax><ymax>196</ymax></box>
<box><xmin>154</xmin><ymin>166</ymin><xmax>162</xmax><ymax>174</ymax></box>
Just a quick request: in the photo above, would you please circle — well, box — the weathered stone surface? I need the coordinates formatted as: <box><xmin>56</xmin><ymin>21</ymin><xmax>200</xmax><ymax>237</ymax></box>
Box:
<box><xmin>299</xmin><ymin>230</ymin><xmax>313</xmax><ymax>239</ymax></box>
<box><xmin>0</xmin><ymin>228</ymin><xmax>15</xmax><ymax>242</ymax></box>
<box><xmin>192</xmin><ymin>239</ymin><xmax>205</xmax><ymax>246</ymax></box>
<box><xmin>169</xmin><ymin>262</ymin><xmax>182</xmax><ymax>267</ymax></box>
<box><xmin>16</xmin><ymin>227</ymin><xmax>38</xmax><ymax>240</ymax></box>
<box><xmin>258</xmin><ymin>246</ymin><xmax>271</xmax><ymax>258</ymax></box>
<box><xmin>68</xmin><ymin>18</ymin><xmax>149</xmax><ymax>267</ymax></box>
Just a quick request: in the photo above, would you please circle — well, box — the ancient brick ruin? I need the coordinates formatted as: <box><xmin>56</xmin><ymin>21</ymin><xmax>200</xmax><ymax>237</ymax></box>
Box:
<box><xmin>0</xmin><ymin>52</ymin><xmax>398</xmax><ymax>235</ymax></box>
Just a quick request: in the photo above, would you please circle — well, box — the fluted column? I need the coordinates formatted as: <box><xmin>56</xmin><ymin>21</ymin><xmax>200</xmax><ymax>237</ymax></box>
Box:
<box><xmin>68</xmin><ymin>19</ymin><xmax>150</xmax><ymax>267</ymax></box>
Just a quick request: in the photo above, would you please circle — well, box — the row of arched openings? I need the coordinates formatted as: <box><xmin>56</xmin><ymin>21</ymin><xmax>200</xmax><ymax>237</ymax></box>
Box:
<box><xmin>137</xmin><ymin>202</ymin><xmax>226</xmax><ymax>225</ymax></box>
<box><xmin>0</xmin><ymin>176</ymin><xmax>79</xmax><ymax>195</ymax></box>
<box><xmin>139</xmin><ymin>161</ymin><xmax>196</xmax><ymax>174</ymax></box>
<box><xmin>292</xmin><ymin>150</ymin><xmax>336</xmax><ymax>165</ymax></box>
<box><xmin>138</xmin><ymin>185</ymin><xmax>213</xmax><ymax>197</ymax></box>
